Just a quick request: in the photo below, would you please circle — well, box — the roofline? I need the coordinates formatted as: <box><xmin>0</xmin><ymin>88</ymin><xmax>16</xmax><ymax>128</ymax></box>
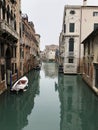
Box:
<box><xmin>64</xmin><ymin>5</ymin><xmax>98</xmax><ymax>9</ymax></box>
<box><xmin>82</xmin><ymin>28</ymin><xmax>98</xmax><ymax>44</ymax></box>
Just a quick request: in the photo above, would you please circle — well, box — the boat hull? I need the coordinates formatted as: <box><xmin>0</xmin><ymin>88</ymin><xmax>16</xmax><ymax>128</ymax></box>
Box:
<box><xmin>11</xmin><ymin>76</ymin><xmax>28</xmax><ymax>92</ymax></box>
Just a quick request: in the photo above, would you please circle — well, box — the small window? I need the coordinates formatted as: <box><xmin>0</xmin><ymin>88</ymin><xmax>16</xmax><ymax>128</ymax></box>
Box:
<box><xmin>15</xmin><ymin>63</ymin><xmax>17</xmax><ymax>73</ymax></box>
<box><xmin>1</xmin><ymin>65</ymin><xmax>5</xmax><ymax>81</ymax></box>
<box><xmin>20</xmin><ymin>62</ymin><xmax>22</xmax><ymax>70</ymax></box>
<box><xmin>12</xmin><ymin>63</ymin><xmax>14</xmax><ymax>74</ymax></box>
<box><xmin>68</xmin><ymin>58</ymin><xmax>74</xmax><ymax>63</ymax></box>
<box><xmin>15</xmin><ymin>47</ymin><xmax>16</xmax><ymax>58</ymax></box>
<box><xmin>69</xmin><ymin>23</ymin><xmax>75</xmax><ymax>32</ymax></box>
<box><xmin>1</xmin><ymin>44</ymin><xmax>4</xmax><ymax>57</ymax></box>
<box><xmin>0</xmin><ymin>44</ymin><xmax>2</xmax><ymax>57</ymax></box>
<box><xmin>69</xmin><ymin>38</ymin><xmax>74</xmax><ymax>52</ymax></box>
<box><xmin>65</xmin><ymin>11</ymin><xmax>66</xmax><ymax>16</ymax></box>
<box><xmin>22</xmin><ymin>23</ymin><xmax>24</xmax><ymax>31</ymax></box>
<box><xmin>94</xmin><ymin>23</ymin><xmax>98</xmax><ymax>30</ymax></box>
<box><xmin>93</xmin><ymin>12</ymin><xmax>98</xmax><ymax>16</ymax></box>
<box><xmin>64</xmin><ymin>24</ymin><xmax>66</xmax><ymax>33</ymax></box>
<box><xmin>70</xmin><ymin>10</ymin><xmax>75</xmax><ymax>15</ymax></box>
<box><xmin>14</xmin><ymin>21</ymin><xmax>16</xmax><ymax>31</ymax></box>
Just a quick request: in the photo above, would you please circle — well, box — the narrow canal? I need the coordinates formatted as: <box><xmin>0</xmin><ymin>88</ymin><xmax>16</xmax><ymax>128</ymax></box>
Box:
<box><xmin>0</xmin><ymin>62</ymin><xmax>98</xmax><ymax>130</ymax></box>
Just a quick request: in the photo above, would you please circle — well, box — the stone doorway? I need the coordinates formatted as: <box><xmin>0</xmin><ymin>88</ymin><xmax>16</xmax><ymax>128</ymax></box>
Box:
<box><xmin>5</xmin><ymin>47</ymin><xmax>12</xmax><ymax>85</ymax></box>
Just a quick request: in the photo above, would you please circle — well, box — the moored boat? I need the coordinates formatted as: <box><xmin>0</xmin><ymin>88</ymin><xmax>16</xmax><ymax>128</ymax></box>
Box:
<box><xmin>11</xmin><ymin>76</ymin><xmax>28</xmax><ymax>92</ymax></box>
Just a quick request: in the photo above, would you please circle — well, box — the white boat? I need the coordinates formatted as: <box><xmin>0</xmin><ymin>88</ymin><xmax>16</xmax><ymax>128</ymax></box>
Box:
<box><xmin>11</xmin><ymin>76</ymin><xmax>28</xmax><ymax>92</ymax></box>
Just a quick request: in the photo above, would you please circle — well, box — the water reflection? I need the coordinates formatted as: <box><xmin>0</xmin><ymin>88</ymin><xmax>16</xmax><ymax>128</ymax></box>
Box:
<box><xmin>0</xmin><ymin>70</ymin><xmax>40</xmax><ymax>130</ymax></box>
<box><xmin>57</xmin><ymin>74</ymin><xmax>98</xmax><ymax>130</ymax></box>
<box><xmin>1</xmin><ymin>62</ymin><xmax>98</xmax><ymax>130</ymax></box>
<box><xmin>42</xmin><ymin>62</ymin><xmax>58</xmax><ymax>78</ymax></box>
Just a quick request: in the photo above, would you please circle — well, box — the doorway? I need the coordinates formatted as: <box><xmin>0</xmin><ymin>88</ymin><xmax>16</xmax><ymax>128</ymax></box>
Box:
<box><xmin>5</xmin><ymin>47</ymin><xmax>12</xmax><ymax>85</ymax></box>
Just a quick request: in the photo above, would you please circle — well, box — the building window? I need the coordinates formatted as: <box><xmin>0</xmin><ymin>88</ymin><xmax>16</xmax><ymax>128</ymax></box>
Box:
<box><xmin>19</xmin><ymin>23</ymin><xmax>21</xmax><ymax>38</ymax></box>
<box><xmin>0</xmin><ymin>44</ymin><xmax>2</xmax><ymax>57</ymax></box>
<box><xmin>64</xmin><ymin>24</ymin><xmax>66</xmax><ymax>33</ymax></box>
<box><xmin>94</xmin><ymin>23</ymin><xmax>98</xmax><ymax>30</ymax></box>
<box><xmin>22</xmin><ymin>23</ymin><xmax>24</xmax><ymax>31</ymax></box>
<box><xmin>12</xmin><ymin>63</ymin><xmax>14</xmax><ymax>74</ymax></box>
<box><xmin>14</xmin><ymin>20</ymin><xmax>16</xmax><ymax>31</ymax></box>
<box><xmin>69</xmin><ymin>38</ymin><xmax>74</xmax><ymax>52</ymax></box>
<box><xmin>70</xmin><ymin>10</ymin><xmax>75</xmax><ymax>15</ymax></box>
<box><xmin>1</xmin><ymin>65</ymin><xmax>5</xmax><ymax>81</ymax></box>
<box><xmin>11</xmin><ymin>47</ymin><xmax>16</xmax><ymax>58</ymax></box>
<box><xmin>7</xmin><ymin>5</ymin><xmax>10</xmax><ymax>24</ymax></box>
<box><xmin>88</xmin><ymin>41</ymin><xmax>90</xmax><ymax>55</ymax></box>
<box><xmin>2</xmin><ymin>8</ymin><xmax>5</xmax><ymax>20</ymax></box>
<box><xmin>20</xmin><ymin>62</ymin><xmax>22</xmax><ymax>70</ymax></box>
<box><xmin>20</xmin><ymin>48</ymin><xmax>22</xmax><ymax>58</ymax></box>
<box><xmin>15</xmin><ymin>63</ymin><xmax>17</xmax><ymax>73</ymax></box>
<box><xmin>87</xmin><ymin>63</ymin><xmax>90</xmax><ymax>76</ymax></box>
<box><xmin>93</xmin><ymin>12</ymin><xmax>98</xmax><ymax>16</ymax></box>
<box><xmin>65</xmin><ymin>11</ymin><xmax>66</xmax><ymax>16</ymax></box>
<box><xmin>1</xmin><ymin>44</ymin><xmax>4</xmax><ymax>57</ymax></box>
<box><xmin>15</xmin><ymin>47</ymin><xmax>16</xmax><ymax>58</ymax></box>
<box><xmin>11</xmin><ymin>47</ymin><xmax>13</xmax><ymax>58</ymax></box>
<box><xmin>84</xmin><ymin>44</ymin><xmax>86</xmax><ymax>56</ymax></box>
<box><xmin>69</xmin><ymin>23</ymin><xmax>75</xmax><ymax>32</ymax></box>
<box><xmin>68</xmin><ymin>58</ymin><xmax>74</xmax><ymax>63</ymax></box>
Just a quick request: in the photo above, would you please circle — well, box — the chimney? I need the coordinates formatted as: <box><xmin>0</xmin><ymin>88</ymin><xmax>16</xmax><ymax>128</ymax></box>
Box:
<box><xmin>83</xmin><ymin>0</ymin><xmax>87</xmax><ymax>6</ymax></box>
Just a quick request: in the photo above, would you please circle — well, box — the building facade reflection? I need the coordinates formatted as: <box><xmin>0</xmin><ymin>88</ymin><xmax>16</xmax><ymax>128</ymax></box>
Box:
<box><xmin>0</xmin><ymin>70</ymin><xmax>40</xmax><ymax>130</ymax></box>
<box><xmin>57</xmin><ymin>74</ymin><xmax>98</xmax><ymax>130</ymax></box>
<box><xmin>42</xmin><ymin>62</ymin><xmax>58</xmax><ymax>78</ymax></box>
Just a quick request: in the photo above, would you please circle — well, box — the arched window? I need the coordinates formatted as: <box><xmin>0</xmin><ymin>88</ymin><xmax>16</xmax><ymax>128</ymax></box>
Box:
<box><xmin>2</xmin><ymin>7</ymin><xmax>5</xmax><ymax>19</ymax></box>
<box><xmin>11</xmin><ymin>10</ymin><xmax>13</xmax><ymax>20</ymax></box>
<box><xmin>14</xmin><ymin>20</ymin><xmax>16</xmax><ymax>30</ymax></box>
<box><xmin>7</xmin><ymin>5</ymin><xmax>10</xmax><ymax>23</ymax></box>
<box><xmin>69</xmin><ymin>38</ymin><xmax>74</xmax><ymax>52</ymax></box>
<box><xmin>11</xmin><ymin>10</ymin><xmax>14</xmax><ymax>27</ymax></box>
<box><xmin>1</xmin><ymin>0</ymin><xmax>6</xmax><ymax>20</ymax></box>
<box><xmin>4</xmin><ymin>0</ymin><xmax>6</xmax><ymax>5</ymax></box>
<box><xmin>14</xmin><ymin>14</ymin><xmax>16</xmax><ymax>30</ymax></box>
<box><xmin>2</xmin><ymin>0</ymin><xmax>6</xmax><ymax>7</ymax></box>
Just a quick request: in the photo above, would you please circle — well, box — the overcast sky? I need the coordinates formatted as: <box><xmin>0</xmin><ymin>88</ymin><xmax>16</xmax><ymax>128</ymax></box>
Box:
<box><xmin>21</xmin><ymin>0</ymin><xmax>97</xmax><ymax>50</ymax></box>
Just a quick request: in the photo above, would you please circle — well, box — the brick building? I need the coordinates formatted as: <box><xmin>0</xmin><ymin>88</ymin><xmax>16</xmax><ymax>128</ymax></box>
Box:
<box><xmin>20</xmin><ymin>14</ymin><xmax>40</xmax><ymax>74</ymax></box>
<box><xmin>0</xmin><ymin>0</ymin><xmax>40</xmax><ymax>94</ymax></box>
<box><xmin>0</xmin><ymin>0</ymin><xmax>20</xmax><ymax>93</ymax></box>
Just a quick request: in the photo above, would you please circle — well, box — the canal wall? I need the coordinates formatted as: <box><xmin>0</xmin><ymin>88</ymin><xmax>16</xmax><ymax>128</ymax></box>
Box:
<box><xmin>0</xmin><ymin>81</ymin><xmax>7</xmax><ymax>95</ymax></box>
<box><xmin>82</xmin><ymin>74</ymin><xmax>98</xmax><ymax>96</ymax></box>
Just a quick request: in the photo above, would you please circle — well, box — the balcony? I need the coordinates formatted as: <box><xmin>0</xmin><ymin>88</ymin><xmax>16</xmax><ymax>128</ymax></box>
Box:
<box><xmin>0</xmin><ymin>20</ymin><xmax>18</xmax><ymax>41</ymax></box>
<box><xmin>67</xmin><ymin>51</ymin><xmax>74</xmax><ymax>57</ymax></box>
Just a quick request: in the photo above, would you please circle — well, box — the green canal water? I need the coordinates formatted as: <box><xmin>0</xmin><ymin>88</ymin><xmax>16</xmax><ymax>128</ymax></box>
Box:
<box><xmin>0</xmin><ymin>62</ymin><xmax>98</xmax><ymax>130</ymax></box>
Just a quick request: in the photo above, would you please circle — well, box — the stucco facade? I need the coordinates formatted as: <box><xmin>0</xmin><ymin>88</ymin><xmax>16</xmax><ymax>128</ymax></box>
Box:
<box><xmin>44</xmin><ymin>44</ymin><xmax>59</xmax><ymax>62</ymax></box>
<box><xmin>82</xmin><ymin>28</ymin><xmax>98</xmax><ymax>95</ymax></box>
<box><xmin>61</xmin><ymin>5</ymin><xmax>81</xmax><ymax>74</ymax></box>
<box><xmin>60</xmin><ymin>5</ymin><xmax>98</xmax><ymax>74</ymax></box>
